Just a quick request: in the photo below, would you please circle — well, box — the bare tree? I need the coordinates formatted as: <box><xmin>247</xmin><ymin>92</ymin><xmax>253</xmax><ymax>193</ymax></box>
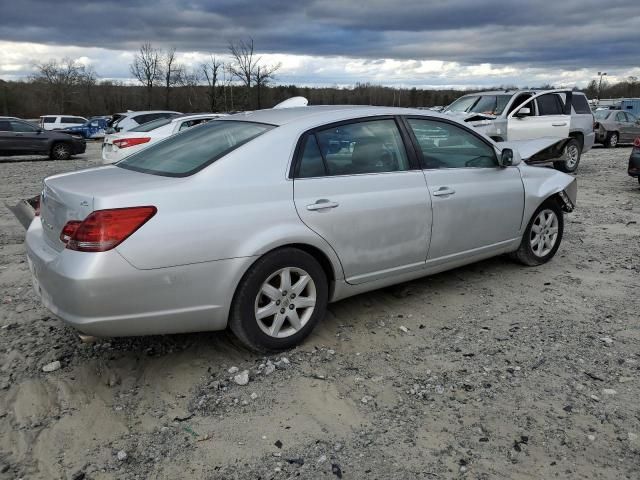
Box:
<box><xmin>32</xmin><ymin>58</ymin><xmax>95</xmax><ymax>113</ymax></box>
<box><xmin>130</xmin><ymin>43</ymin><xmax>162</xmax><ymax>109</ymax></box>
<box><xmin>180</xmin><ymin>67</ymin><xmax>201</xmax><ymax>110</ymax></box>
<box><xmin>201</xmin><ymin>55</ymin><xmax>223</xmax><ymax>112</ymax></box>
<box><xmin>252</xmin><ymin>63</ymin><xmax>281</xmax><ymax>109</ymax></box>
<box><xmin>228</xmin><ymin>39</ymin><xmax>259</xmax><ymax>108</ymax></box>
<box><xmin>162</xmin><ymin>47</ymin><xmax>183</xmax><ymax>109</ymax></box>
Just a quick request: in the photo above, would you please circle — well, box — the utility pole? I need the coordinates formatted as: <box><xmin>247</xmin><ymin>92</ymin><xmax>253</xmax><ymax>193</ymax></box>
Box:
<box><xmin>597</xmin><ymin>71</ymin><xmax>607</xmax><ymax>104</ymax></box>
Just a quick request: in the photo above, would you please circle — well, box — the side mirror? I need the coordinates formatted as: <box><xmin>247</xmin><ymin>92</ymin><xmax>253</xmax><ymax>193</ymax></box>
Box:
<box><xmin>499</xmin><ymin>148</ymin><xmax>521</xmax><ymax>167</ymax></box>
<box><xmin>515</xmin><ymin>107</ymin><xmax>531</xmax><ymax>117</ymax></box>
<box><xmin>500</xmin><ymin>148</ymin><xmax>514</xmax><ymax>167</ymax></box>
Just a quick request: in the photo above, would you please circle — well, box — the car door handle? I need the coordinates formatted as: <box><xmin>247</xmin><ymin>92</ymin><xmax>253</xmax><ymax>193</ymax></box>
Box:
<box><xmin>307</xmin><ymin>200</ymin><xmax>340</xmax><ymax>211</ymax></box>
<box><xmin>552</xmin><ymin>122</ymin><xmax>567</xmax><ymax>127</ymax></box>
<box><xmin>432</xmin><ymin>187</ymin><xmax>456</xmax><ymax>197</ymax></box>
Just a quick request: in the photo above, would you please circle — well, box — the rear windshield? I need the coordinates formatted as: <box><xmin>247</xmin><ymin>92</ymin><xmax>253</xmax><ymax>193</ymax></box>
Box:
<box><xmin>130</xmin><ymin>117</ymin><xmax>172</xmax><ymax>132</ymax></box>
<box><xmin>594</xmin><ymin>110</ymin><xmax>612</xmax><ymax>120</ymax></box>
<box><xmin>117</xmin><ymin>120</ymin><xmax>275</xmax><ymax>177</ymax></box>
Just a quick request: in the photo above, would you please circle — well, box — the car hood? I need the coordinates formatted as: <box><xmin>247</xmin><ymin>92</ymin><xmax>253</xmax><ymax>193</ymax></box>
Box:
<box><xmin>443</xmin><ymin>111</ymin><xmax>498</xmax><ymax>122</ymax></box>
<box><xmin>498</xmin><ymin>137</ymin><xmax>569</xmax><ymax>163</ymax></box>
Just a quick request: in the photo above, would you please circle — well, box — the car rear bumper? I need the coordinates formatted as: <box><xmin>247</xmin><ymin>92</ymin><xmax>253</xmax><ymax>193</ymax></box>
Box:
<box><xmin>629</xmin><ymin>150</ymin><xmax>640</xmax><ymax>177</ymax></box>
<box><xmin>25</xmin><ymin>219</ymin><xmax>253</xmax><ymax>337</ymax></box>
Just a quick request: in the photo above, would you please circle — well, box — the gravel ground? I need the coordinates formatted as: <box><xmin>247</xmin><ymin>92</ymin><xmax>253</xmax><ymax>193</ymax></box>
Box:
<box><xmin>0</xmin><ymin>142</ymin><xmax>639</xmax><ymax>479</ymax></box>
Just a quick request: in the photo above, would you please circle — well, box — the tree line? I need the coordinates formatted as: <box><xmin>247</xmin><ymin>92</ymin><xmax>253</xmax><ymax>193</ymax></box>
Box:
<box><xmin>1</xmin><ymin>39</ymin><xmax>639</xmax><ymax>118</ymax></box>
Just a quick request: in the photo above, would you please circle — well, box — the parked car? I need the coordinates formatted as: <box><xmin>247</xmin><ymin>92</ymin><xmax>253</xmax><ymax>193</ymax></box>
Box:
<box><xmin>594</xmin><ymin>110</ymin><xmax>640</xmax><ymax>148</ymax></box>
<box><xmin>26</xmin><ymin>106</ymin><xmax>576</xmax><ymax>352</ymax></box>
<box><xmin>39</xmin><ymin>115</ymin><xmax>88</xmax><ymax>131</ymax></box>
<box><xmin>107</xmin><ymin>111</ymin><xmax>181</xmax><ymax>133</ymax></box>
<box><xmin>444</xmin><ymin>90</ymin><xmax>594</xmax><ymax>172</ymax></box>
<box><xmin>0</xmin><ymin>117</ymin><xmax>86</xmax><ymax>159</ymax></box>
<box><xmin>59</xmin><ymin>118</ymin><xmax>109</xmax><ymax>139</ymax></box>
<box><xmin>629</xmin><ymin>137</ymin><xmax>640</xmax><ymax>185</ymax></box>
<box><xmin>102</xmin><ymin>113</ymin><xmax>225</xmax><ymax>164</ymax></box>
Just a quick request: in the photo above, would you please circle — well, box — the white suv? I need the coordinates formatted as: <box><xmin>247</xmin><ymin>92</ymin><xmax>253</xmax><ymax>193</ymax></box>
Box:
<box><xmin>444</xmin><ymin>90</ymin><xmax>595</xmax><ymax>172</ymax></box>
<box><xmin>39</xmin><ymin>115</ymin><xmax>88</xmax><ymax>131</ymax></box>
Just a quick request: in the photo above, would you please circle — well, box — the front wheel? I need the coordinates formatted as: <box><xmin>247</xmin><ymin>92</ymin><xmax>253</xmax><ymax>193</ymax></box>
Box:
<box><xmin>553</xmin><ymin>138</ymin><xmax>581</xmax><ymax>173</ymax></box>
<box><xmin>512</xmin><ymin>200</ymin><xmax>564</xmax><ymax>266</ymax></box>
<box><xmin>229</xmin><ymin>248</ymin><xmax>328</xmax><ymax>352</ymax></box>
<box><xmin>50</xmin><ymin>142</ymin><xmax>71</xmax><ymax>160</ymax></box>
<box><xmin>605</xmin><ymin>132</ymin><xmax>619</xmax><ymax>148</ymax></box>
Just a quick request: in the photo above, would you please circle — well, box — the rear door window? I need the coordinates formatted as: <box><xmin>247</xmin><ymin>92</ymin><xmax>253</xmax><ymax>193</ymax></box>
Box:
<box><xmin>0</xmin><ymin>120</ymin><xmax>11</xmax><ymax>131</ymax></box>
<box><xmin>308</xmin><ymin>119</ymin><xmax>410</xmax><ymax>176</ymax></box>
<box><xmin>10</xmin><ymin>121</ymin><xmax>39</xmax><ymax>132</ymax></box>
<box><xmin>117</xmin><ymin>120</ymin><xmax>274</xmax><ymax>177</ymax></box>
<box><xmin>536</xmin><ymin>94</ymin><xmax>564</xmax><ymax>115</ymax></box>
<box><xmin>62</xmin><ymin>117</ymin><xmax>85</xmax><ymax>124</ymax></box>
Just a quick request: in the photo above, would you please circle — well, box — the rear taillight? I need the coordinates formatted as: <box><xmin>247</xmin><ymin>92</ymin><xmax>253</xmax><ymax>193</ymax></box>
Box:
<box><xmin>634</xmin><ymin>137</ymin><xmax>640</xmax><ymax>148</ymax></box>
<box><xmin>60</xmin><ymin>220</ymin><xmax>81</xmax><ymax>243</ymax></box>
<box><xmin>31</xmin><ymin>195</ymin><xmax>41</xmax><ymax>216</ymax></box>
<box><xmin>113</xmin><ymin>137</ymin><xmax>150</xmax><ymax>149</ymax></box>
<box><xmin>62</xmin><ymin>206</ymin><xmax>157</xmax><ymax>252</ymax></box>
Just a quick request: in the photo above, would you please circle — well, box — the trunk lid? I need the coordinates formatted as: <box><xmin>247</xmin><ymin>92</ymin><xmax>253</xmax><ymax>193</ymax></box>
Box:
<box><xmin>40</xmin><ymin>166</ymin><xmax>177</xmax><ymax>251</ymax></box>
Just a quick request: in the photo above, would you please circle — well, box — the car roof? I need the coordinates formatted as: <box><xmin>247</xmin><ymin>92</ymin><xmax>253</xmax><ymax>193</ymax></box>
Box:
<box><xmin>221</xmin><ymin>105</ymin><xmax>453</xmax><ymax>127</ymax></box>
<box><xmin>458</xmin><ymin>89</ymin><xmax>587</xmax><ymax>98</ymax></box>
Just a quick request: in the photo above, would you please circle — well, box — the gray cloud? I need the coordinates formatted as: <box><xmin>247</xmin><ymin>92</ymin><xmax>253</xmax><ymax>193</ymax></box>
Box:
<box><xmin>0</xmin><ymin>0</ymin><xmax>638</xmax><ymax>75</ymax></box>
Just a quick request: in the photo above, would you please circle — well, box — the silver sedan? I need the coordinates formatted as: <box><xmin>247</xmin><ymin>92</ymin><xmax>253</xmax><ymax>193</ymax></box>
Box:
<box><xmin>26</xmin><ymin>106</ymin><xmax>577</xmax><ymax>351</ymax></box>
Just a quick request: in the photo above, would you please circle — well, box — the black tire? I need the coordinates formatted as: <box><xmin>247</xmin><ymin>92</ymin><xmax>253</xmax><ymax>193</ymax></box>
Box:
<box><xmin>512</xmin><ymin>199</ymin><xmax>564</xmax><ymax>266</ymax></box>
<box><xmin>553</xmin><ymin>138</ymin><xmax>581</xmax><ymax>173</ymax></box>
<box><xmin>50</xmin><ymin>142</ymin><xmax>71</xmax><ymax>160</ymax></box>
<box><xmin>605</xmin><ymin>132</ymin><xmax>619</xmax><ymax>148</ymax></box>
<box><xmin>229</xmin><ymin>248</ymin><xmax>328</xmax><ymax>352</ymax></box>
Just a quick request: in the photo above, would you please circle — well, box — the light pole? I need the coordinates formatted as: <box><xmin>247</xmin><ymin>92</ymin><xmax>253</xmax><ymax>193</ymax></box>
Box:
<box><xmin>597</xmin><ymin>72</ymin><xmax>607</xmax><ymax>104</ymax></box>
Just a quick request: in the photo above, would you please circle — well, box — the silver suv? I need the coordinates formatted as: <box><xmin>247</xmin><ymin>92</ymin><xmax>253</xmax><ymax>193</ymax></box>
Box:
<box><xmin>444</xmin><ymin>90</ymin><xmax>595</xmax><ymax>172</ymax></box>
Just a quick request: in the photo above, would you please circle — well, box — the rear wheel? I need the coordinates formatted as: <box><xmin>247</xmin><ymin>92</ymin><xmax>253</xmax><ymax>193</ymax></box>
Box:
<box><xmin>229</xmin><ymin>248</ymin><xmax>328</xmax><ymax>352</ymax></box>
<box><xmin>605</xmin><ymin>132</ymin><xmax>619</xmax><ymax>148</ymax></box>
<box><xmin>512</xmin><ymin>199</ymin><xmax>564</xmax><ymax>266</ymax></box>
<box><xmin>553</xmin><ymin>138</ymin><xmax>581</xmax><ymax>173</ymax></box>
<box><xmin>50</xmin><ymin>142</ymin><xmax>71</xmax><ymax>160</ymax></box>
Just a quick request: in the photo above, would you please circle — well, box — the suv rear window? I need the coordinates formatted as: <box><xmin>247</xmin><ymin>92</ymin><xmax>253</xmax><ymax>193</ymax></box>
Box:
<box><xmin>117</xmin><ymin>120</ymin><xmax>274</xmax><ymax>177</ymax></box>
<box><xmin>571</xmin><ymin>94</ymin><xmax>592</xmax><ymax>114</ymax></box>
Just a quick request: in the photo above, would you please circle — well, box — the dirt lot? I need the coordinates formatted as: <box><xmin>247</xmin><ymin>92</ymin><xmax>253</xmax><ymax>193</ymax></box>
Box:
<box><xmin>0</xmin><ymin>141</ymin><xmax>639</xmax><ymax>479</ymax></box>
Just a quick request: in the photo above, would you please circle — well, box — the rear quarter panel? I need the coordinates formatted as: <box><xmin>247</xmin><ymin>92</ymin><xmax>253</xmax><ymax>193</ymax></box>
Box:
<box><xmin>111</xmin><ymin>126</ymin><xmax>345</xmax><ymax>280</ymax></box>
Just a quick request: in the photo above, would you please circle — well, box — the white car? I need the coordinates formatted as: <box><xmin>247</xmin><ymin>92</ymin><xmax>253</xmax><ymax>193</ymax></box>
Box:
<box><xmin>39</xmin><ymin>115</ymin><xmax>88</xmax><ymax>131</ymax></box>
<box><xmin>108</xmin><ymin>111</ymin><xmax>181</xmax><ymax>133</ymax></box>
<box><xmin>102</xmin><ymin>113</ymin><xmax>225</xmax><ymax>164</ymax></box>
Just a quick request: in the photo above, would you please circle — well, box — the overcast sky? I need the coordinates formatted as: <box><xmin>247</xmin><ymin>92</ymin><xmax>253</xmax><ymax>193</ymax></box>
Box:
<box><xmin>1</xmin><ymin>0</ymin><xmax>639</xmax><ymax>89</ymax></box>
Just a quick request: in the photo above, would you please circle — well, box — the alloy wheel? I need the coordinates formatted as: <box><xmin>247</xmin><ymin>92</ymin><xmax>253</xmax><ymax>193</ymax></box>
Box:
<box><xmin>53</xmin><ymin>144</ymin><xmax>70</xmax><ymax>158</ymax></box>
<box><xmin>565</xmin><ymin>144</ymin><xmax>579</xmax><ymax>169</ymax></box>
<box><xmin>254</xmin><ymin>267</ymin><xmax>316</xmax><ymax>338</ymax></box>
<box><xmin>530</xmin><ymin>209</ymin><xmax>559</xmax><ymax>257</ymax></box>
